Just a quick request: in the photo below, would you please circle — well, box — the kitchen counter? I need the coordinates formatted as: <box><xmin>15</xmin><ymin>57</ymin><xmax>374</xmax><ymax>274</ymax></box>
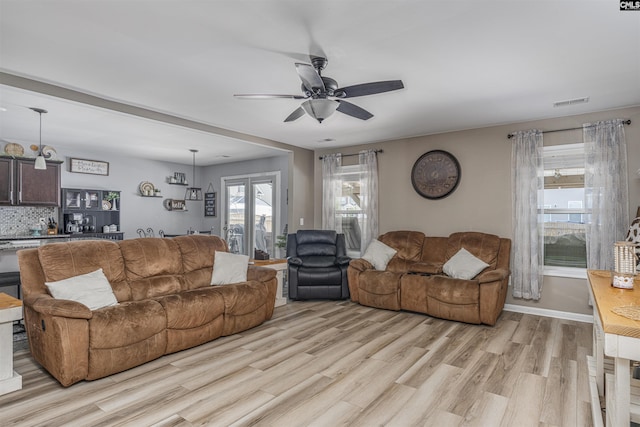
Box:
<box><xmin>0</xmin><ymin>234</ymin><xmax>71</xmax><ymax>240</ymax></box>
<box><xmin>0</xmin><ymin>236</ymin><xmax>70</xmax><ymax>251</ymax></box>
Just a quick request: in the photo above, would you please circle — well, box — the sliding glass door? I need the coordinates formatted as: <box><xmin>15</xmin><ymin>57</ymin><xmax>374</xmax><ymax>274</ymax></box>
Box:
<box><xmin>223</xmin><ymin>173</ymin><xmax>278</xmax><ymax>258</ymax></box>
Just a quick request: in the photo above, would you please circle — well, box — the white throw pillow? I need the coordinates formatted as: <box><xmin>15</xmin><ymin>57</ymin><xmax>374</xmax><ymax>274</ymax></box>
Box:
<box><xmin>361</xmin><ymin>239</ymin><xmax>397</xmax><ymax>271</ymax></box>
<box><xmin>443</xmin><ymin>248</ymin><xmax>490</xmax><ymax>280</ymax></box>
<box><xmin>211</xmin><ymin>251</ymin><xmax>249</xmax><ymax>285</ymax></box>
<box><xmin>45</xmin><ymin>268</ymin><xmax>118</xmax><ymax>310</ymax></box>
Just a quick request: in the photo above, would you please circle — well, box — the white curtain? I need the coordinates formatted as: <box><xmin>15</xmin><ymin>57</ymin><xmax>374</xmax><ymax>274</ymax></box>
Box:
<box><xmin>584</xmin><ymin>119</ymin><xmax>629</xmax><ymax>270</ymax></box>
<box><xmin>321</xmin><ymin>153</ymin><xmax>342</xmax><ymax>232</ymax></box>
<box><xmin>359</xmin><ymin>150</ymin><xmax>379</xmax><ymax>250</ymax></box>
<box><xmin>511</xmin><ymin>130</ymin><xmax>544</xmax><ymax>300</ymax></box>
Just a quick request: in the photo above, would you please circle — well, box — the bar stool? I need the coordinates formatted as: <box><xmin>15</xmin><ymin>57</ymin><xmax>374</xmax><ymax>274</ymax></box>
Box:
<box><xmin>0</xmin><ymin>272</ymin><xmax>23</xmax><ymax>333</ymax></box>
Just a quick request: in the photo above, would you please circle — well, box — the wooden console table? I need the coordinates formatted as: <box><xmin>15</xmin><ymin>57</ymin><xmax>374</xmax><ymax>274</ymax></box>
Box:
<box><xmin>252</xmin><ymin>259</ymin><xmax>287</xmax><ymax>307</ymax></box>
<box><xmin>587</xmin><ymin>270</ymin><xmax>640</xmax><ymax>427</ymax></box>
<box><xmin>0</xmin><ymin>293</ymin><xmax>22</xmax><ymax>396</ymax></box>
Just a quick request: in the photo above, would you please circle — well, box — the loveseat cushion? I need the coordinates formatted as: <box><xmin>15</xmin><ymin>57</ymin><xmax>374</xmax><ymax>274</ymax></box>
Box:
<box><xmin>379</xmin><ymin>231</ymin><xmax>425</xmax><ymax>273</ymax></box>
<box><xmin>357</xmin><ymin>270</ymin><xmax>402</xmax><ymax>310</ymax></box>
<box><xmin>119</xmin><ymin>238</ymin><xmax>186</xmax><ymax>300</ymax></box>
<box><xmin>446</xmin><ymin>232</ymin><xmax>501</xmax><ymax>270</ymax></box>
<box><xmin>423</xmin><ymin>275</ymin><xmax>481</xmax><ymax>324</ymax></box>
<box><xmin>37</xmin><ymin>240</ymin><xmax>131</xmax><ymax>302</ymax></box>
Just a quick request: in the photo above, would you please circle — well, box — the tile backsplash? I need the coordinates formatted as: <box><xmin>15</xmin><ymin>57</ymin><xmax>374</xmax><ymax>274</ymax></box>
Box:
<box><xmin>0</xmin><ymin>206</ymin><xmax>58</xmax><ymax>236</ymax></box>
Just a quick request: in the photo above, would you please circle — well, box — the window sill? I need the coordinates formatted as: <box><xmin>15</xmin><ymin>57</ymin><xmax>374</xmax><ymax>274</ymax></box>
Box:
<box><xmin>544</xmin><ymin>266</ymin><xmax>587</xmax><ymax>279</ymax></box>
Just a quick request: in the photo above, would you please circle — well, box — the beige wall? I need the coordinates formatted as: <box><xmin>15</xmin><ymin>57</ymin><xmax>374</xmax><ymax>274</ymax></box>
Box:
<box><xmin>314</xmin><ymin>106</ymin><xmax>640</xmax><ymax>315</ymax></box>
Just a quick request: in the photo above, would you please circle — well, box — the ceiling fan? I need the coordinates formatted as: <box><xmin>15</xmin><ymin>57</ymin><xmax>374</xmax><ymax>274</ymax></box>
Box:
<box><xmin>234</xmin><ymin>55</ymin><xmax>404</xmax><ymax>123</ymax></box>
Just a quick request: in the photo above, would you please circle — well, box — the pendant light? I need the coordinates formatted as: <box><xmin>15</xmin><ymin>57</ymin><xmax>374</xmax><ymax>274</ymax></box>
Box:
<box><xmin>184</xmin><ymin>149</ymin><xmax>202</xmax><ymax>201</ymax></box>
<box><xmin>30</xmin><ymin>107</ymin><xmax>48</xmax><ymax>170</ymax></box>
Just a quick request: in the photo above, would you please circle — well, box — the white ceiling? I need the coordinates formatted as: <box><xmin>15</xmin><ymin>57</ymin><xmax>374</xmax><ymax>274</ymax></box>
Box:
<box><xmin>1</xmin><ymin>0</ymin><xmax>639</xmax><ymax>166</ymax></box>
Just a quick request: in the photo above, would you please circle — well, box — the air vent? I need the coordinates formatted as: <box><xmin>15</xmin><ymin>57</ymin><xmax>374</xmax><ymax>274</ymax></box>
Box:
<box><xmin>553</xmin><ymin>97</ymin><xmax>589</xmax><ymax>107</ymax></box>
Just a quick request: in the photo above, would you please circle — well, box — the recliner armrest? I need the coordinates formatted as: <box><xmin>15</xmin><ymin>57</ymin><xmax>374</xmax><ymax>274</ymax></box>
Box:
<box><xmin>288</xmin><ymin>257</ymin><xmax>303</xmax><ymax>266</ymax></box>
<box><xmin>348</xmin><ymin>258</ymin><xmax>374</xmax><ymax>271</ymax></box>
<box><xmin>335</xmin><ymin>256</ymin><xmax>351</xmax><ymax>266</ymax></box>
<box><xmin>476</xmin><ymin>268</ymin><xmax>510</xmax><ymax>284</ymax></box>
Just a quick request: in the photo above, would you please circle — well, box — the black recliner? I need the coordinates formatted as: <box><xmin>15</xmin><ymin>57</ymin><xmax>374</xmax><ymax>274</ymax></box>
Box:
<box><xmin>287</xmin><ymin>230</ymin><xmax>350</xmax><ymax>300</ymax></box>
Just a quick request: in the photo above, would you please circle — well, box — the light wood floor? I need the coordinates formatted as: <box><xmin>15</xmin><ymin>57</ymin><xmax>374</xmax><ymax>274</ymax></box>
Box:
<box><xmin>0</xmin><ymin>301</ymin><xmax>594</xmax><ymax>427</ymax></box>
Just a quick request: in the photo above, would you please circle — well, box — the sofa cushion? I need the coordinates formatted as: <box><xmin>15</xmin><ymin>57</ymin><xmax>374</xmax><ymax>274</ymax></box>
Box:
<box><xmin>175</xmin><ymin>235</ymin><xmax>228</xmax><ymax>289</ymax></box>
<box><xmin>87</xmin><ymin>300</ymin><xmax>167</xmax><ymax>380</ymax></box>
<box><xmin>120</xmin><ymin>238</ymin><xmax>186</xmax><ymax>300</ymax></box>
<box><xmin>45</xmin><ymin>268</ymin><xmax>118</xmax><ymax>310</ymax></box>
<box><xmin>89</xmin><ymin>299</ymin><xmax>166</xmax><ymax>349</ymax></box>
<box><xmin>211</xmin><ymin>251</ymin><xmax>249</xmax><ymax>285</ymax></box>
<box><xmin>156</xmin><ymin>287</ymin><xmax>226</xmax><ymax>353</ymax></box>
<box><xmin>37</xmin><ymin>240</ymin><xmax>131</xmax><ymax>302</ymax></box>
<box><xmin>443</xmin><ymin>248</ymin><xmax>490</xmax><ymax>280</ymax></box>
<box><xmin>362</xmin><ymin>239</ymin><xmax>397</xmax><ymax>270</ymax></box>
<box><xmin>215</xmin><ymin>282</ymin><xmax>269</xmax><ymax>335</ymax></box>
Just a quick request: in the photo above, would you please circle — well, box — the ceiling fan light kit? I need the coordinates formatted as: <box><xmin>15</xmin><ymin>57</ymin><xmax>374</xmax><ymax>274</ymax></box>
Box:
<box><xmin>301</xmin><ymin>99</ymin><xmax>338</xmax><ymax>123</ymax></box>
<box><xmin>235</xmin><ymin>55</ymin><xmax>404</xmax><ymax>123</ymax></box>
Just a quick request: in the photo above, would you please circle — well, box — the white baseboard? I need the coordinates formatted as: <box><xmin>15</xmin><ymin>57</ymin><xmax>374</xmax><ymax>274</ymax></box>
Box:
<box><xmin>503</xmin><ymin>303</ymin><xmax>593</xmax><ymax>324</ymax></box>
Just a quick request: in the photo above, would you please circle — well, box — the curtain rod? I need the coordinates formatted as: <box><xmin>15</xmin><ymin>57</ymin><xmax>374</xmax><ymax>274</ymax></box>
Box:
<box><xmin>318</xmin><ymin>149</ymin><xmax>383</xmax><ymax>160</ymax></box>
<box><xmin>507</xmin><ymin>119</ymin><xmax>631</xmax><ymax>139</ymax></box>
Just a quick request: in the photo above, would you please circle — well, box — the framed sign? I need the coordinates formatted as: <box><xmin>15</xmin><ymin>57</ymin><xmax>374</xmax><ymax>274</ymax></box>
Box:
<box><xmin>204</xmin><ymin>192</ymin><xmax>217</xmax><ymax>217</ymax></box>
<box><xmin>70</xmin><ymin>158</ymin><xmax>109</xmax><ymax>176</ymax></box>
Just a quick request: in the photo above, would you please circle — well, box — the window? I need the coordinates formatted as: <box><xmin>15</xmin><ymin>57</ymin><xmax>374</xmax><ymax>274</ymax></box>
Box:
<box><xmin>542</xmin><ymin>143</ymin><xmax>587</xmax><ymax>274</ymax></box>
<box><xmin>334</xmin><ymin>165</ymin><xmax>364</xmax><ymax>257</ymax></box>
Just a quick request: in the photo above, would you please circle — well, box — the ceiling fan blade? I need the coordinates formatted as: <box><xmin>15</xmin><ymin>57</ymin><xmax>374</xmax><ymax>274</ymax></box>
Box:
<box><xmin>335</xmin><ymin>80</ymin><xmax>404</xmax><ymax>98</ymax></box>
<box><xmin>284</xmin><ymin>106</ymin><xmax>306</xmax><ymax>122</ymax></box>
<box><xmin>295</xmin><ymin>63</ymin><xmax>325</xmax><ymax>92</ymax></box>
<box><xmin>234</xmin><ymin>94</ymin><xmax>307</xmax><ymax>99</ymax></box>
<box><xmin>336</xmin><ymin>100</ymin><xmax>373</xmax><ymax>120</ymax></box>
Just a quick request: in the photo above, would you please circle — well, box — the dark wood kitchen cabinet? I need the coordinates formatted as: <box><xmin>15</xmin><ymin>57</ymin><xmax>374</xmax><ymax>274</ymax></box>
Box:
<box><xmin>0</xmin><ymin>157</ymin><xmax>62</xmax><ymax>206</ymax></box>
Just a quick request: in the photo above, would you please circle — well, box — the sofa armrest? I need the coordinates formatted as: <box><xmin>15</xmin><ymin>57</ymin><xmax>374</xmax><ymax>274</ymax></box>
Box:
<box><xmin>25</xmin><ymin>295</ymin><xmax>93</xmax><ymax>319</ymax></box>
<box><xmin>476</xmin><ymin>268</ymin><xmax>510</xmax><ymax>284</ymax></box>
<box><xmin>348</xmin><ymin>258</ymin><xmax>374</xmax><ymax>272</ymax></box>
<box><xmin>246</xmin><ymin>266</ymin><xmax>277</xmax><ymax>282</ymax></box>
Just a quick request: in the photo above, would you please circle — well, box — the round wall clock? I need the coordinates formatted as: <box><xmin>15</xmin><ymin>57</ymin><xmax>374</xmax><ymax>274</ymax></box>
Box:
<box><xmin>411</xmin><ymin>150</ymin><xmax>461</xmax><ymax>200</ymax></box>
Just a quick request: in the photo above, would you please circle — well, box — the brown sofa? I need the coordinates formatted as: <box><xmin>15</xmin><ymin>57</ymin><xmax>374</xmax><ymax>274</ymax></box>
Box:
<box><xmin>347</xmin><ymin>231</ymin><xmax>511</xmax><ymax>325</ymax></box>
<box><xmin>17</xmin><ymin>235</ymin><xmax>277</xmax><ymax>387</ymax></box>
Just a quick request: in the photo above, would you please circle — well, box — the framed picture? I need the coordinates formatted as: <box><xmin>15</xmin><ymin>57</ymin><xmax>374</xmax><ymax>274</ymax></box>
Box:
<box><xmin>70</xmin><ymin>158</ymin><xmax>109</xmax><ymax>176</ymax></box>
<box><xmin>204</xmin><ymin>192</ymin><xmax>217</xmax><ymax>217</ymax></box>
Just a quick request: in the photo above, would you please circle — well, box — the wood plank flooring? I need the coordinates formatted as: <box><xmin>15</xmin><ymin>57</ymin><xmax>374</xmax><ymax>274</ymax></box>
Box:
<box><xmin>0</xmin><ymin>301</ymin><xmax>594</xmax><ymax>426</ymax></box>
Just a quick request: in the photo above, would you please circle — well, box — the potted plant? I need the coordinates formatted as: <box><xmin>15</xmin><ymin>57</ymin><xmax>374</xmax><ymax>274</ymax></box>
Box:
<box><xmin>105</xmin><ymin>191</ymin><xmax>119</xmax><ymax>210</ymax></box>
<box><xmin>275</xmin><ymin>234</ymin><xmax>287</xmax><ymax>258</ymax></box>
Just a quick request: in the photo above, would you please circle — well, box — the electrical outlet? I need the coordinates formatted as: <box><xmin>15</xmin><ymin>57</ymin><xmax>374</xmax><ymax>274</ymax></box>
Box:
<box><xmin>39</xmin><ymin>217</ymin><xmax>46</xmax><ymax>224</ymax></box>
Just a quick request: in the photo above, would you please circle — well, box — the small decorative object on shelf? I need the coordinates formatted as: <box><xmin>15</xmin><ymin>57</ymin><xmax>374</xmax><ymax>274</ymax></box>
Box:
<box><xmin>164</xmin><ymin>199</ymin><xmax>187</xmax><ymax>211</ymax></box>
<box><xmin>168</xmin><ymin>172</ymin><xmax>187</xmax><ymax>185</ymax></box>
<box><xmin>613</xmin><ymin>241</ymin><xmax>636</xmax><ymax>289</ymax></box>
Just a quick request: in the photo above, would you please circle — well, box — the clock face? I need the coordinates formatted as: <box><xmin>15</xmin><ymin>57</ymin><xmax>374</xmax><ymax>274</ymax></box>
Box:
<box><xmin>411</xmin><ymin>150</ymin><xmax>461</xmax><ymax>199</ymax></box>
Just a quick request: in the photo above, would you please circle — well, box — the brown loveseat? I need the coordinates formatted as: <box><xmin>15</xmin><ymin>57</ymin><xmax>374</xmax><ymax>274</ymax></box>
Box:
<box><xmin>347</xmin><ymin>231</ymin><xmax>511</xmax><ymax>325</ymax></box>
<box><xmin>17</xmin><ymin>235</ymin><xmax>277</xmax><ymax>386</ymax></box>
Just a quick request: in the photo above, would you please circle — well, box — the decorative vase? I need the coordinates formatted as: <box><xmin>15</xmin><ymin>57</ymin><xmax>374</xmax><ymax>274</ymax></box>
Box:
<box><xmin>111</xmin><ymin>199</ymin><xmax>118</xmax><ymax>211</ymax></box>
